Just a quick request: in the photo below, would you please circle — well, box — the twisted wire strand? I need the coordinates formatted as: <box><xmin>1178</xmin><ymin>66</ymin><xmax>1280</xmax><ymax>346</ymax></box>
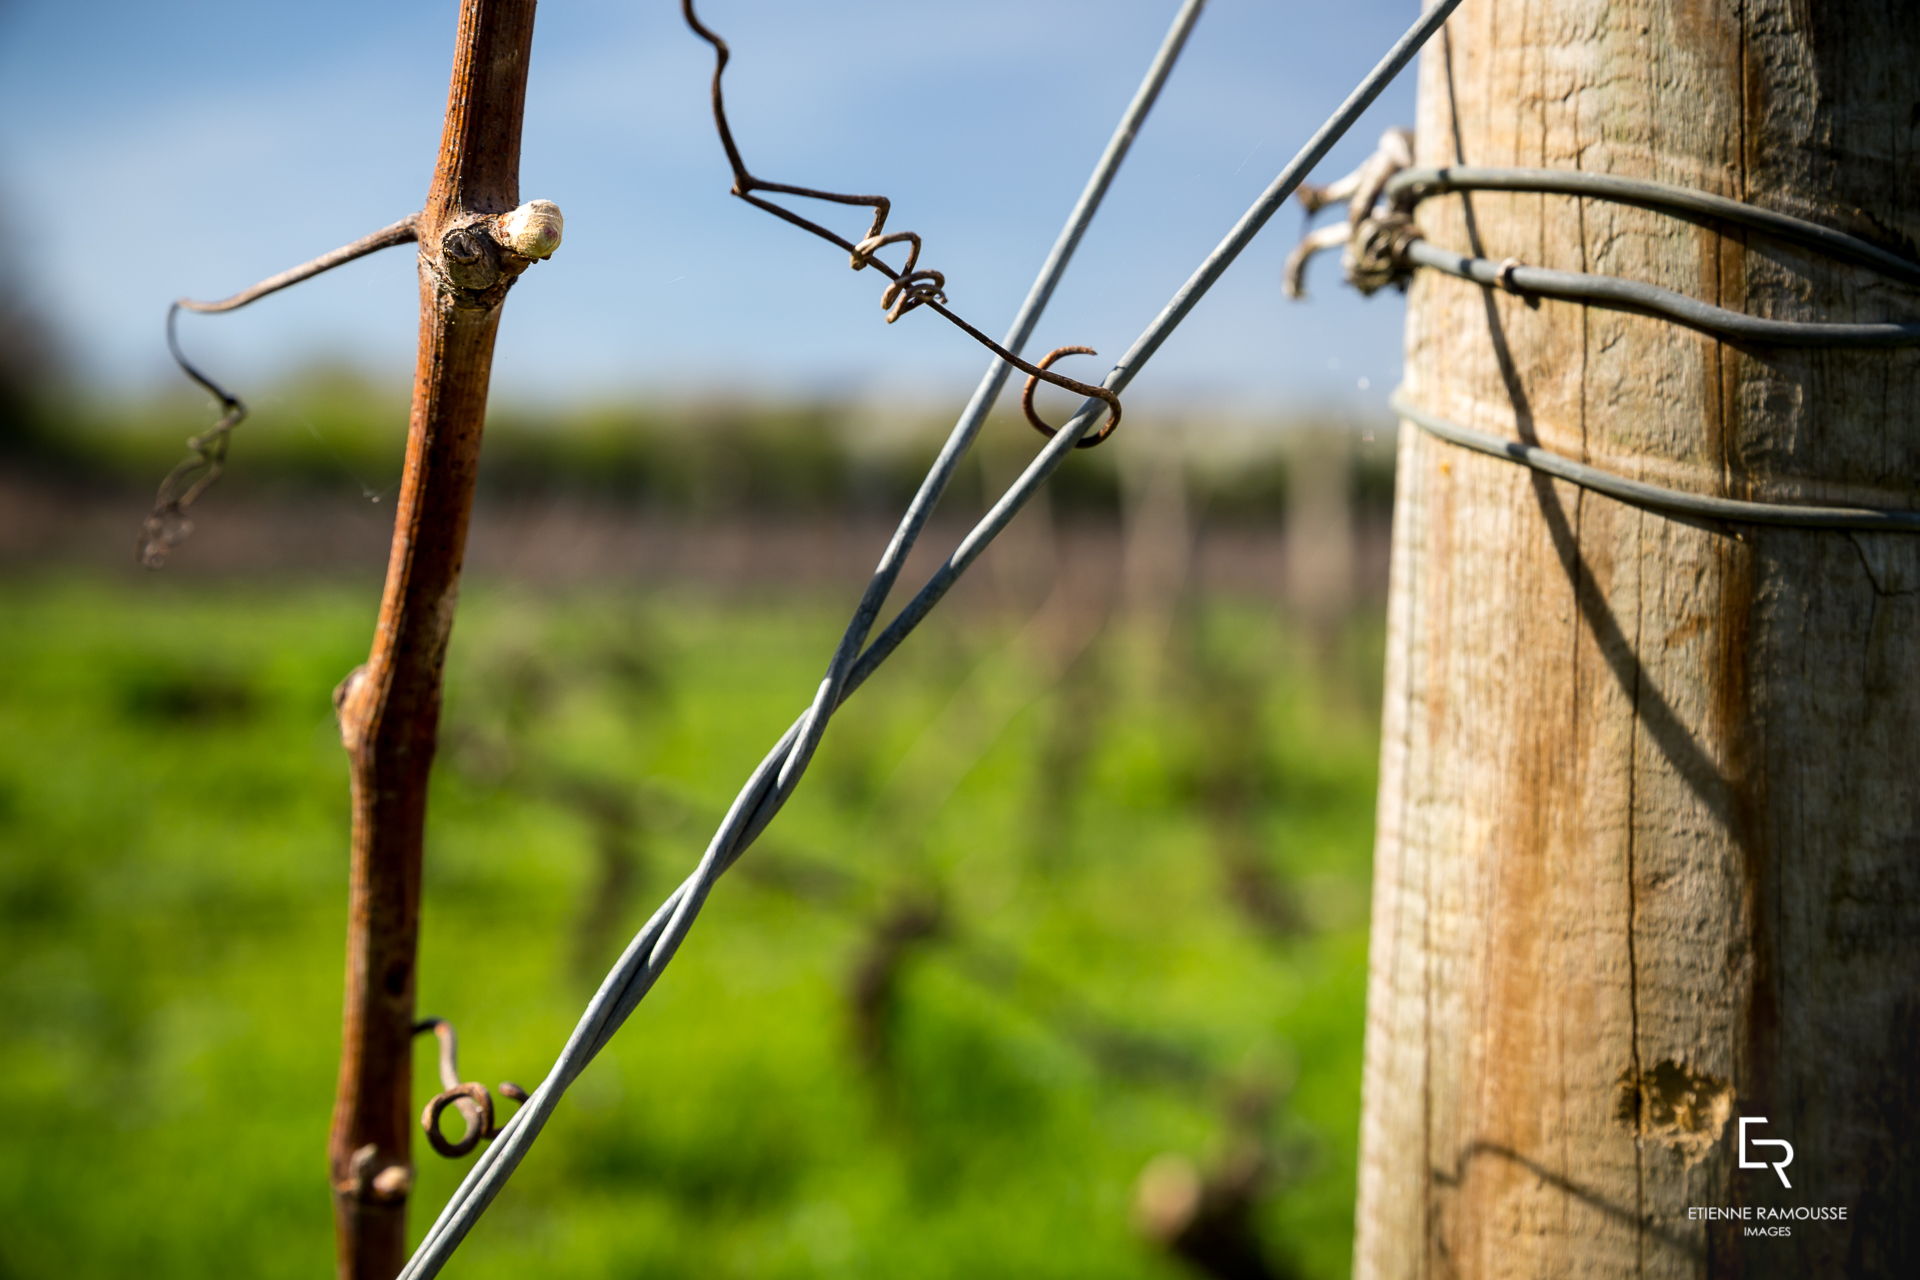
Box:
<box><xmin>400</xmin><ymin>1</ymin><xmax>1466</xmax><ymax>1272</ymax></box>
<box><xmin>680</xmin><ymin>0</ymin><xmax>1122</xmax><ymax>445</ymax></box>
<box><xmin>145</xmin><ymin>216</ymin><xmax>420</xmax><ymax>566</ymax></box>
<box><xmin>1392</xmin><ymin>395</ymin><xmax>1920</xmax><ymax>532</ymax></box>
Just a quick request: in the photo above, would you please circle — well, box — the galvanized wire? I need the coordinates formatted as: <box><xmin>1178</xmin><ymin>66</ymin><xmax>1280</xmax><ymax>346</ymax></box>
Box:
<box><xmin>1294</xmin><ymin>157</ymin><xmax>1920</xmax><ymax>345</ymax></box>
<box><xmin>1399</xmin><ymin>238</ymin><xmax>1920</xmax><ymax>347</ymax></box>
<box><xmin>1286</xmin><ymin>154</ymin><xmax>1920</xmax><ymax>521</ymax></box>
<box><xmin>399</xmin><ymin>1</ymin><xmax>1466</xmax><ymax>1272</ymax></box>
<box><xmin>1392</xmin><ymin>394</ymin><xmax>1920</xmax><ymax>532</ymax></box>
<box><xmin>1382</xmin><ymin>166</ymin><xmax>1920</xmax><ymax>288</ymax></box>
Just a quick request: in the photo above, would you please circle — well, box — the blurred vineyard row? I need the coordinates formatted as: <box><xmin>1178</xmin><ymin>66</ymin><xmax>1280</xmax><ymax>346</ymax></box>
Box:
<box><xmin>2</xmin><ymin>364</ymin><xmax>1394</xmax><ymax>523</ymax></box>
<box><xmin>3</xmin><ymin>334</ymin><xmax>1405</xmax><ymax>1275</ymax></box>
<box><xmin>2</xmin><ymin>575</ymin><xmax>1387</xmax><ymax>1279</ymax></box>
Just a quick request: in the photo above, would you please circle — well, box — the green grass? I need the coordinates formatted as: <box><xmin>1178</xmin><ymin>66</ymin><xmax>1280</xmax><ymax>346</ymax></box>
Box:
<box><xmin>0</xmin><ymin>575</ymin><xmax>1384</xmax><ymax>1278</ymax></box>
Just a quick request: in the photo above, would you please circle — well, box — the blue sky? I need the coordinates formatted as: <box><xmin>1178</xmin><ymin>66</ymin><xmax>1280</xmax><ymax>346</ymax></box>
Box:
<box><xmin>0</xmin><ymin>0</ymin><xmax>1427</xmax><ymax>417</ymax></box>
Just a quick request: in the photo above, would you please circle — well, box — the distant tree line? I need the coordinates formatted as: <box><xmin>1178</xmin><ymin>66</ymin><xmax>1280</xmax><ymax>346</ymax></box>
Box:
<box><xmin>1</xmin><ymin>363</ymin><xmax>1396</xmax><ymax>525</ymax></box>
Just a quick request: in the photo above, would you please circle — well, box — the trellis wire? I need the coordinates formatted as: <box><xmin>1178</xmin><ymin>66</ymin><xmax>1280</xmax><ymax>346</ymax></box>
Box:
<box><xmin>1284</xmin><ymin>147</ymin><xmax>1920</xmax><ymax>524</ymax></box>
<box><xmin>1392</xmin><ymin>395</ymin><xmax>1920</xmax><ymax>531</ymax></box>
<box><xmin>399</xmin><ymin>1</ymin><xmax>1466</xmax><ymax>1273</ymax></box>
<box><xmin>1296</xmin><ymin>158</ymin><xmax>1920</xmax><ymax>345</ymax></box>
<box><xmin>1399</xmin><ymin>238</ymin><xmax>1920</xmax><ymax>347</ymax></box>
<box><xmin>1381</xmin><ymin>166</ymin><xmax>1920</xmax><ymax>287</ymax></box>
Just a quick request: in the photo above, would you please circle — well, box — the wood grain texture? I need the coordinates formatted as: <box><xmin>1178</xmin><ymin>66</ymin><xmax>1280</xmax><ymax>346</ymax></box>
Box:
<box><xmin>1356</xmin><ymin>2</ymin><xmax>1920</xmax><ymax>1276</ymax></box>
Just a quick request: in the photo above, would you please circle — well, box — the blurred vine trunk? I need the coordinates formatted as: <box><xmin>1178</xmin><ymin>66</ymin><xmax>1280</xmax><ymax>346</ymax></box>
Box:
<box><xmin>1280</xmin><ymin>424</ymin><xmax>1354</xmax><ymax>663</ymax></box>
<box><xmin>1119</xmin><ymin>414</ymin><xmax>1197</xmax><ymax>684</ymax></box>
<box><xmin>1357</xmin><ymin>3</ymin><xmax>1920</xmax><ymax>1276</ymax></box>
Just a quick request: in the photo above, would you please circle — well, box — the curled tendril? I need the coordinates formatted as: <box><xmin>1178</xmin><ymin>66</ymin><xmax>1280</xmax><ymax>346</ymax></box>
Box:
<box><xmin>849</xmin><ymin>231</ymin><xmax>948</xmax><ymax>322</ymax></box>
<box><xmin>1021</xmin><ymin>346</ymin><xmax>1122</xmax><ymax>448</ymax></box>
<box><xmin>142</xmin><ymin>303</ymin><xmax>250</xmax><ymax>567</ymax></box>
<box><xmin>414</xmin><ymin>1019</ymin><xmax>528</xmax><ymax>1160</ymax></box>
<box><xmin>150</xmin><ymin>215</ymin><xmax>418</xmax><ymax>565</ymax></box>
<box><xmin>680</xmin><ymin>0</ymin><xmax>1123</xmax><ymax>445</ymax></box>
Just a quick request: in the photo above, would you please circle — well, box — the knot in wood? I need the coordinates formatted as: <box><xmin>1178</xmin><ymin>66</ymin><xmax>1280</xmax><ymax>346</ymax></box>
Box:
<box><xmin>439</xmin><ymin>224</ymin><xmax>507</xmax><ymax>295</ymax></box>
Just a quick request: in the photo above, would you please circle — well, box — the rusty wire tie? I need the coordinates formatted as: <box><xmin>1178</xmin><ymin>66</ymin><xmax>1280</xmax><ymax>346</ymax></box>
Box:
<box><xmin>680</xmin><ymin>0</ymin><xmax>1122</xmax><ymax>448</ymax></box>
<box><xmin>414</xmin><ymin>1017</ymin><xmax>529</xmax><ymax>1160</ymax></box>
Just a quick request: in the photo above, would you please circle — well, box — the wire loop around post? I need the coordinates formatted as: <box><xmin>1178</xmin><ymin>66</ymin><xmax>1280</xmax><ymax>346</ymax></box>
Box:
<box><xmin>1289</xmin><ymin>153</ymin><xmax>1920</xmax><ymax>347</ymax></box>
<box><xmin>1392</xmin><ymin>393</ymin><xmax>1920</xmax><ymax>532</ymax></box>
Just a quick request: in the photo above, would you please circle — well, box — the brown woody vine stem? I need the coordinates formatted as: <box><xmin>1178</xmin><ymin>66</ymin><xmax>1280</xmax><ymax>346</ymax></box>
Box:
<box><xmin>324</xmin><ymin>1</ymin><xmax>548</xmax><ymax>1276</ymax></box>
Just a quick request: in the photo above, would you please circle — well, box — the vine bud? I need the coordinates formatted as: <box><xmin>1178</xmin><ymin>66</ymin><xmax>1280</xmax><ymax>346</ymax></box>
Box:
<box><xmin>495</xmin><ymin>199</ymin><xmax>564</xmax><ymax>260</ymax></box>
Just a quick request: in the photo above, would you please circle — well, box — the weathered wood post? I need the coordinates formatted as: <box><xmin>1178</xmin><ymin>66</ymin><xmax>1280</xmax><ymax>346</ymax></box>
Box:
<box><xmin>1357</xmin><ymin>2</ymin><xmax>1919</xmax><ymax>1276</ymax></box>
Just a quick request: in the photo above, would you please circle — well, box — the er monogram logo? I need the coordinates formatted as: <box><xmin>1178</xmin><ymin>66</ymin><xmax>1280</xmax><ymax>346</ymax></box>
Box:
<box><xmin>1739</xmin><ymin>1116</ymin><xmax>1795</xmax><ymax>1189</ymax></box>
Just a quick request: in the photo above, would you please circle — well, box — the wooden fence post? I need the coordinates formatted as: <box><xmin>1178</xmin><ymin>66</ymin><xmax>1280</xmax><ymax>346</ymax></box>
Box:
<box><xmin>1357</xmin><ymin>2</ymin><xmax>1919</xmax><ymax>1275</ymax></box>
